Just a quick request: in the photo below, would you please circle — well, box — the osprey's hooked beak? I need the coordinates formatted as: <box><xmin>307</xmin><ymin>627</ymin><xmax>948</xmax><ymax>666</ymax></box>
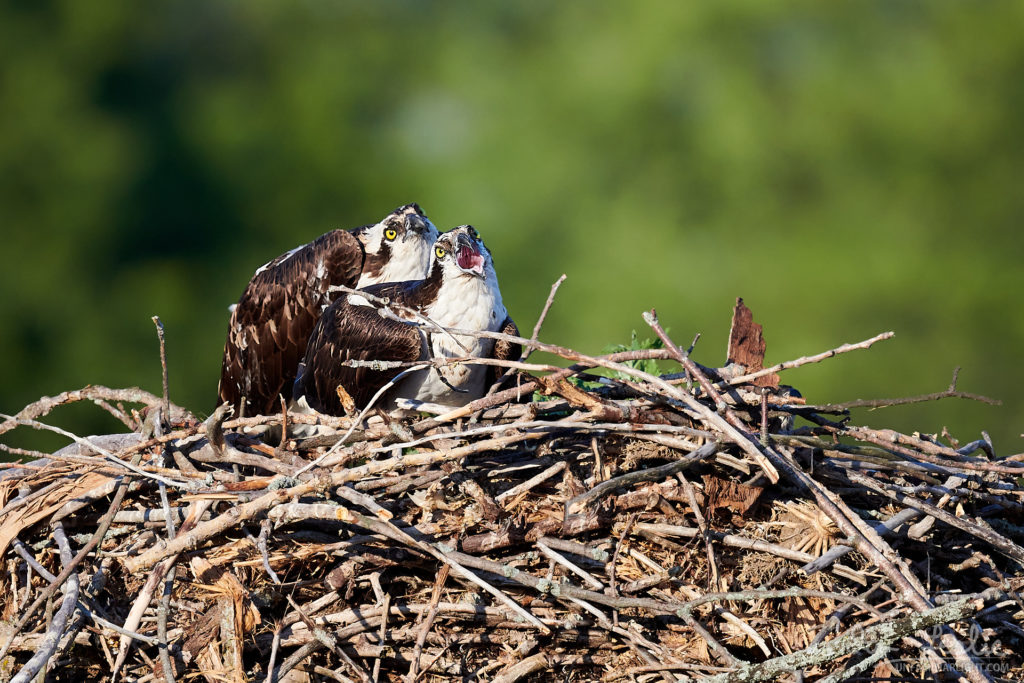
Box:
<box><xmin>454</xmin><ymin>232</ymin><xmax>485</xmax><ymax>277</ymax></box>
<box><xmin>403</xmin><ymin>213</ymin><xmax>434</xmax><ymax>239</ymax></box>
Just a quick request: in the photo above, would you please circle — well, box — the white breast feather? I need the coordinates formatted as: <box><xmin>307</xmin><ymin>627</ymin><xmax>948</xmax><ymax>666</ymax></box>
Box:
<box><xmin>392</xmin><ymin>269</ymin><xmax>507</xmax><ymax>408</ymax></box>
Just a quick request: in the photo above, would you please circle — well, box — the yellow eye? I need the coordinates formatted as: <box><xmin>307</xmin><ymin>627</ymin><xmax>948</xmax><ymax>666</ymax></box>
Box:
<box><xmin>384</xmin><ymin>228</ymin><xmax>398</xmax><ymax>241</ymax></box>
<box><xmin>435</xmin><ymin>246</ymin><xmax>447</xmax><ymax>259</ymax></box>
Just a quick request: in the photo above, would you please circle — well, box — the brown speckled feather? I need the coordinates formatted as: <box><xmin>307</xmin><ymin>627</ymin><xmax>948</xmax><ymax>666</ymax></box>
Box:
<box><xmin>294</xmin><ymin>280</ymin><xmax>428</xmax><ymax>415</ymax></box>
<box><xmin>486</xmin><ymin>317</ymin><xmax>521</xmax><ymax>387</ymax></box>
<box><xmin>217</xmin><ymin>229</ymin><xmax>365</xmax><ymax>416</ymax></box>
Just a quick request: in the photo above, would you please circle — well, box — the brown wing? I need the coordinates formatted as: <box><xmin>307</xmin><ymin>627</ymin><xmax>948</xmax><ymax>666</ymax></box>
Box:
<box><xmin>293</xmin><ymin>282</ymin><xmax>425</xmax><ymax>415</ymax></box>
<box><xmin>485</xmin><ymin>316</ymin><xmax>522</xmax><ymax>388</ymax></box>
<box><xmin>217</xmin><ymin>229</ymin><xmax>365</xmax><ymax>416</ymax></box>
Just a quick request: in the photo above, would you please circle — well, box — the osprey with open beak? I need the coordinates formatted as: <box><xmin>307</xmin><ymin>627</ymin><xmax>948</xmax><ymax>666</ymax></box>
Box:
<box><xmin>293</xmin><ymin>225</ymin><xmax>520</xmax><ymax>415</ymax></box>
<box><xmin>217</xmin><ymin>204</ymin><xmax>439</xmax><ymax>416</ymax></box>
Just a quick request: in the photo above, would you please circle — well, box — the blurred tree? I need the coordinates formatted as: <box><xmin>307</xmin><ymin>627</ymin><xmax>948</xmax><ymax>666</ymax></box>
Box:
<box><xmin>2</xmin><ymin>1</ymin><xmax>1021</xmax><ymax>453</ymax></box>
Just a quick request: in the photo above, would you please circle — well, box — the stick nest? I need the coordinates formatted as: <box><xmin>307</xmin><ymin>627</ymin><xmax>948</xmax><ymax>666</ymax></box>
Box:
<box><xmin>0</xmin><ymin>302</ymin><xmax>1021</xmax><ymax>683</ymax></box>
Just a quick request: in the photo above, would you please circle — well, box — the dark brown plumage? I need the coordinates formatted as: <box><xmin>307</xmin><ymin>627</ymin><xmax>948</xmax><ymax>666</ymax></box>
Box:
<box><xmin>293</xmin><ymin>225</ymin><xmax>519</xmax><ymax>416</ymax></box>
<box><xmin>294</xmin><ymin>280</ymin><xmax>429</xmax><ymax>415</ymax></box>
<box><xmin>487</xmin><ymin>317</ymin><xmax>523</xmax><ymax>387</ymax></box>
<box><xmin>217</xmin><ymin>204</ymin><xmax>438</xmax><ymax>416</ymax></box>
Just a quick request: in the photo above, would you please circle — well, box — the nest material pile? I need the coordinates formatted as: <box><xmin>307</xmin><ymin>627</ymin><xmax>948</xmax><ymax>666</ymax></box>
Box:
<box><xmin>0</xmin><ymin>300</ymin><xmax>1021</xmax><ymax>683</ymax></box>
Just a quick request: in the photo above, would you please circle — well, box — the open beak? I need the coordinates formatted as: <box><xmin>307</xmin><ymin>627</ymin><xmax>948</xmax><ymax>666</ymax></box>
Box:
<box><xmin>454</xmin><ymin>232</ymin><xmax>485</xmax><ymax>277</ymax></box>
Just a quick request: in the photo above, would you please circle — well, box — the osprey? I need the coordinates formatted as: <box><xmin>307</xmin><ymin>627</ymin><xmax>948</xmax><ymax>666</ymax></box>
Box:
<box><xmin>293</xmin><ymin>225</ymin><xmax>520</xmax><ymax>415</ymax></box>
<box><xmin>217</xmin><ymin>204</ymin><xmax>439</xmax><ymax>416</ymax></box>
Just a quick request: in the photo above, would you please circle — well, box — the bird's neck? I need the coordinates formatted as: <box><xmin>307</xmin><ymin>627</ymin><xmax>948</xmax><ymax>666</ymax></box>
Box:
<box><xmin>356</xmin><ymin>237</ymin><xmax>432</xmax><ymax>288</ymax></box>
<box><xmin>426</xmin><ymin>268</ymin><xmax>506</xmax><ymax>334</ymax></box>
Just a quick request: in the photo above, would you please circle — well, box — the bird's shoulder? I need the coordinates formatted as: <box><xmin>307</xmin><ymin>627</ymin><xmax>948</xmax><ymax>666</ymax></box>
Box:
<box><xmin>300</xmin><ymin>285</ymin><xmax>426</xmax><ymax>412</ymax></box>
<box><xmin>232</xmin><ymin>230</ymin><xmax>364</xmax><ymax>326</ymax></box>
<box><xmin>314</xmin><ymin>286</ymin><xmax>424</xmax><ymax>359</ymax></box>
<box><xmin>492</xmin><ymin>316</ymin><xmax>522</xmax><ymax>362</ymax></box>
<box><xmin>357</xmin><ymin>278</ymin><xmax>431</xmax><ymax>310</ymax></box>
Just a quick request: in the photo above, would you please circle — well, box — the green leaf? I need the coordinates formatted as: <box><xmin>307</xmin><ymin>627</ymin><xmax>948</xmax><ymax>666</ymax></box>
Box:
<box><xmin>602</xmin><ymin>330</ymin><xmax>664</xmax><ymax>381</ymax></box>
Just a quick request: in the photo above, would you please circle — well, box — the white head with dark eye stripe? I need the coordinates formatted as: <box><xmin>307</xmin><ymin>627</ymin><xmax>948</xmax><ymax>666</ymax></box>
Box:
<box><xmin>431</xmin><ymin>225</ymin><xmax>492</xmax><ymax>280</ymax></box>
<box><xmin>356</xmin><ymin>203</ymin><xmax>440</xmax><ymax>287</ymax></box>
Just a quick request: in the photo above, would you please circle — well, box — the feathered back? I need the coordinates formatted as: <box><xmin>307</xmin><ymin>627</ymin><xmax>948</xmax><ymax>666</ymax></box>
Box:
<box><xmin>294</xmin><ymin>279</ymin><xmax>430</xmax><ymax>414</ymax></box>
<box><xmin>218</xmin><ymin>229</ymin><xmax>364</xmax><ymax>416</ymax></box>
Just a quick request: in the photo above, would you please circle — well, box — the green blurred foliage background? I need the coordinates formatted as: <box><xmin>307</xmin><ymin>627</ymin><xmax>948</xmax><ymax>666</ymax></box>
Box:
<box><xmin>2</xmin><ymin>1</ymin><xmax>1021</xmax><ymax>454</ymax></box>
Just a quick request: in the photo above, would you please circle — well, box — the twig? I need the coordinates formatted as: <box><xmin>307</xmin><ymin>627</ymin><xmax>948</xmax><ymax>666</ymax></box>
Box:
<box><xmin>266</xmin><ymin>601</ymin><xmax>565</xmax><ymax>649</ymax></box>
<box><xmin>264</xmin><ymin>626</ymin><xmax>282</xmax><ymax>683</ymax></box>
<box><xmin>151</xmin><ymin>316</ymin><xmax>170</xmax><ymax>424</ymax></box>
<box><xmin>818</xmin><ymin>367</ymin><xmax>1000</xmax><ymax>411</ymax></box>
<box><xmin>286</xmin><ymin>595</ymin><xmax>372</xmax><ymax>683</ymax></box>
<box><xmin>0</xmin><ymin>386</ymin><xmax>190</xmax><ymax>437</ymax></box>
<box><xmin>279</xmin><ymin>396</ymin><xmax>288</xmax><ymax>450</ymax></box>
<box><xmin>537</xmin><ymin>541</ymin><xmax>605</xmax><ymax>591</ymax></box>
<box><xmin>491</xmin><ymin>653</ymin><xmax>549</xmax><ymax>683</ymax></box>
<box><xmin>643</xmin><ymin>309</ymin><xmax>779</xmax><ymax>482</ymax></box>
<box><xmin>293</xmin><ymin>363</ymin><xmax>448</xmax><ymax>476</ymax></box>
<box><xmin>409</xmin><ymin>348</ymin><xmax>676</xmax><ymax>433</ymax></box>
<box><xmin>703</xmin><ymin>595</ymin><xmax>984</xmax><ymax>683</ymax></box>
<box><xmin>407</xmin><ymin>563</ymin><xmax>449</xmax><ymax>682</ymax></box>
<box><xmin>495</xmin><ymin>461</ymin><xmax>567</xmax><ymax>504</ymax></box>
<box><xmin>9</xmin><ymin>522</ymin><xmax>80</xmax><ymax>683</ymax></box>
<box><xmin>269</xmin><ymin>502</ymin><xmax>550</xmax><ymax>633</ymax></box>
<box><xmin>522</xmin><ymin>274</ymin><xmax>566</xmax><ymax>362</ymax></box>
<box><xmin>536</xmin><ymin>536</ymin><xmax>608</xmax><ymax>564</ymax></box>
<box><xmin>637</xmin><ymin>523</ymin><xmax>865</xmax><ymax>584</ymax></box>
<box><xmin>0</xmin><ymin>444</ymin><xmax>51</xmax><ymax>459</ymax></box>
<box><xmin>373</xmin><ymin>583</ymin><xmax>391</xmax><ymax>683</ymax></box>
<box><xmin>110</xmin><ymin>499</ymin><xmax>212</xmax><ymax>683</ymax></box>
<box><xmin>272</xmin><ymin>641</ymin><xmax>323</xmax><ymax>682</ymax></box>
<box><xmin>311</xmin><ymin>431</ymin><xmax>548</xmax><ymax>487</ymax></box>
<box><xmin>0</xmin><ymin>461</ymin><xmax>135</xmax><ymax>661</ymax></box>
<box><xmin>482</xmin><ymin>273</ymin><xmax>567</xmax><ymax>399</ymax></box>
<box><xmin>678</xmin><ymin>472</ymin><xmax>718</xmax><ymax>591</ymax></box>
<box><xmin>0</xmin><ymin>414</ymin><xmax>193</xmax><ymax>489</ymax></box>
<box><xmin>840</xmin><ymin>425</ymin><xmax>1024</xmax><ymax>475</ymax></box>
<box><xmin>366</xmin><ymin>418</ymin><xmax>705</xmax><ymax>462</ymax></box>
<box><xmin>155</xmin><ymin>437</ymin><xmax>178</xmax><ymax>683</ymax></box>
<box><xmin>815</xmin><ymin>642</ymin><xmax>889</xmax><ymax>683</ymax></box>
<box><xmin>610</xmin><ymin>513</ymin><xmax>639</xmax><ymax>605</ymax></box>
<box><xmin>124</xmin><ymin>480</ymin><xmax>323</xmax><ymax>573</ymax></box>
<box><xmin>257</xmin><ymin>520</ymin><xmax>281</xmax><ymax>585</ymax></box>
<box><xmin>715</xmin><ymin>331</ymin><xmax>896</xmax><ymax>389</ymax></box>
<box><xmin>450</xmin><ymin>547</ymin><xmax>878</xmax><ymax>617</ymax></box>
<box><xmin>566</xmin><ymin>440</ymin><xmax>719</xmax><ymax>514</ymax></box>
<box><xmin>765</xmin><ymin>445</ymin><xmax>992</xmax><ymax>683</ymax></box>
<box><xmin>157</xmin><ymin>567</ymin><xmax>177</xmax><ymax>683</ymax></box>
<box><xmin>847</xmin><ymin>470</ymin><xmax>1024</xmax><ymax>565</ymax></box>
